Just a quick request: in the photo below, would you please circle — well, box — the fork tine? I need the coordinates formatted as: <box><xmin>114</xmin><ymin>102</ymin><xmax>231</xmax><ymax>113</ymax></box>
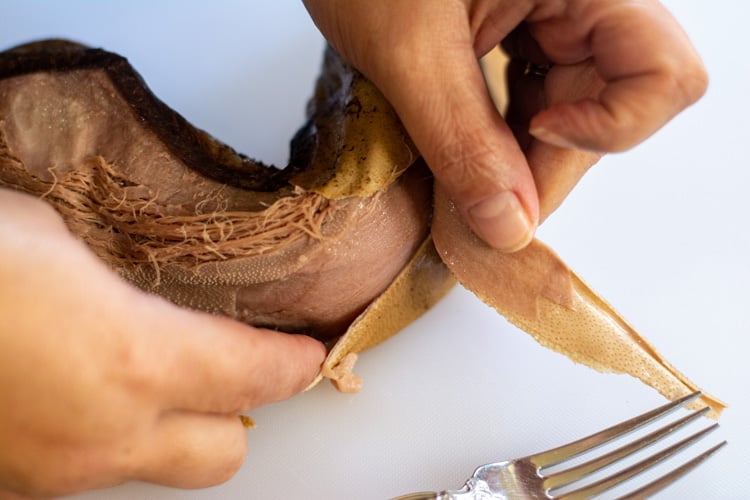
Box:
<box><xmin>542</xmin><ymin>406</ymin><xmax>709</xmax><ymax>491</ymax></box>
<box><xmin>616</xmin><ymin>441</ymin><xmax>727</xmax><ymax>500</ymax></box>
<box><xmin>556</xmin><ymin>423</ymin><xmax>720</xmax><ymax>499</ymax></box>
<box><xmin>530</xmin><ymin>392</ymin><xmax>702</xmax><ymax>468</ymax></box>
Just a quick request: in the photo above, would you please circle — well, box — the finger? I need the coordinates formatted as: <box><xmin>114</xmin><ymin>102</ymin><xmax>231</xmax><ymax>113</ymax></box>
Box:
<box><xmin>376</xmin><ymin>36</ymin><xmax>539</xmax><ymax>251</ymax></box>
<box><xmin>134</xmin><ymin>294</ymin><xmax>326</xmax><ymax>414</ymax></box>
<box><xmin>503</xmin><ymin>44</ymin><xmax>604</xmax><ymax>221</ymax></box>
<box><xmin>529</xmin><ymin>0</ymin><xmax>707</xmax><ymax>151</ymax></box>
<box><xmin>134</xmin><ymin>410</ymin><xmax>247</xmax><ymax>488</ymax></box>
<box><xmin>527</xmin><ymin>62</ymin><xmax>605</xmax><ymax>220</ymax></box>
<box><xmin>505</xmin><ymin>60</ymin><xmax>595</xmax><ymax>220</ymax></box>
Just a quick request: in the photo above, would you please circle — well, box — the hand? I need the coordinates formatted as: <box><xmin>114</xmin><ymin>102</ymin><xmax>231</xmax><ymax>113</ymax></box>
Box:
<box><xmin>303</xmin><ymin>0</ymin><xmax>707</xmax><ymax>249</ymax></box>
<box><xmin>0</xmin><ymin>190</ymin><xmax>326</xmax><ymax>499</ymax></box>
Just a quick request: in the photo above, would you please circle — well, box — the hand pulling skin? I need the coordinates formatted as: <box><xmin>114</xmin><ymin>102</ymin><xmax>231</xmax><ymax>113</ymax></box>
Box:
<box><xmin>0</xmin><ymin>40</ymin><xmax>725</xmax><ymax>417</ymax></box>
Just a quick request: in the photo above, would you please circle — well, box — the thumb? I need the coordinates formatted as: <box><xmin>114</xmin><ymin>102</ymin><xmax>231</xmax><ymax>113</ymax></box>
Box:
<box><xmin>133</xmin><ymin>292</ymin><xmax>326</xmax><ymax>414</ymax></box>
<box><xmin>376</xmin><ymin>44</ymin><xmax>539</xmax><ymax>251</ymax></box>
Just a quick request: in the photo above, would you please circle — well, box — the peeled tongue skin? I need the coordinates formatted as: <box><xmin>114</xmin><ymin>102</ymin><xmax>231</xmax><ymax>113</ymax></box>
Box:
<box><xmin>431</xmin><ymin>186</ymin><xmax>726</xmax><ymax>418</ymax></box>
<box><xmin>0</xmin><ymin>40</ymin><xmax>432</xmax><ymax>342</ymax></box>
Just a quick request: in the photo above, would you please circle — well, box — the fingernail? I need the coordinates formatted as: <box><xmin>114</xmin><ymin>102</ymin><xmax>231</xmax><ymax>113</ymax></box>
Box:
<box><xmin>468</xmin><ymin>191</ymin><xmax>534</xmax><ymax>251</ymax></box>
<box><xmin>529</xmin><ymin>126</ymin><xmax>578</xmax><ymax>149</ymax></box>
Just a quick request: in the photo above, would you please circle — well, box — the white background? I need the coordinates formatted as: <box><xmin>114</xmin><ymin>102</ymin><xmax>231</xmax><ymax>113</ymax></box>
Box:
<box><xmin>2</xmin><ymin>1</ymin><xmax>748</xmax><ymax>498</ymax></box>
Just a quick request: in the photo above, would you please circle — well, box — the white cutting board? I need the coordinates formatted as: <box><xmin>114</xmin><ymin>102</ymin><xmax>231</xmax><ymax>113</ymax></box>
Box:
<box><xmin>2</xmin><ymin>2</ymin><xmax>747</xmax><ymax>498</ymax></box>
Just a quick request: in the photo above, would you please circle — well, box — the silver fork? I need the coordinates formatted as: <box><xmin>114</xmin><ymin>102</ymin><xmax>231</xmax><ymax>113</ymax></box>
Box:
<box><xmin>393</xmin><ymin>392</ymin><xmax>725</xmax><ymax>500</ymax></box>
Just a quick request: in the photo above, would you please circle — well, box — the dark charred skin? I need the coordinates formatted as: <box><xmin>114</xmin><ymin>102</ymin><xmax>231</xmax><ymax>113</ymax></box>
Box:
<box><xmin>0</xmin><ymin>39</ymin><xmax>300</xmax><ymax>192</ymax></box>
